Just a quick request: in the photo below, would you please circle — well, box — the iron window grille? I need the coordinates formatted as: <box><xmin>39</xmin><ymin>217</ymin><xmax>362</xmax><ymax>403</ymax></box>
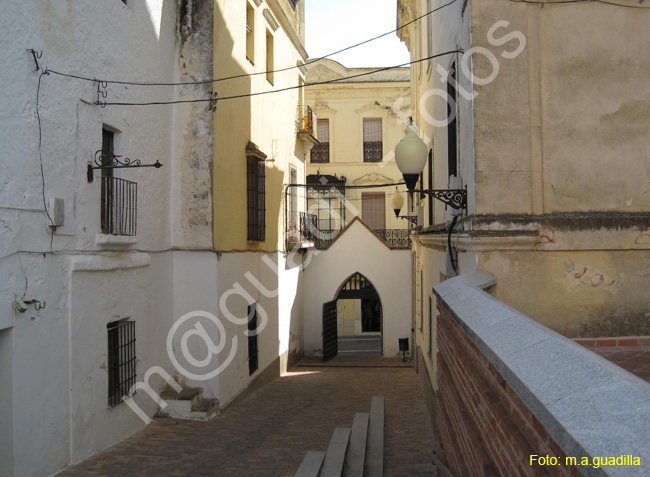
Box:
<box><xmin>311</xmin><ymin>118</ymin><xmax>329</xmax><ymax>163</ymax></box>
<box><xmin>107</xmin><ymin>320</ymin><xmax>136</xmax><ymax>407</ymax></box>
<box><xmin>248</xmin><ymin>304</ymin><xmax>259</xmax><ymax>376</ymax></box>
<box><xmin>101</xmin><ymin>176</ymin><xmax>137</xmax><ymax>236</ymax></box>
<box><xmin>247</xmin><ymin>149</ymin><xmax>266</xmax><ymax>242</ymax></box>
<box><xmin>363</xmin><ymin>118</ymin><xmax>383</xmax><ymax>162</ymax></box>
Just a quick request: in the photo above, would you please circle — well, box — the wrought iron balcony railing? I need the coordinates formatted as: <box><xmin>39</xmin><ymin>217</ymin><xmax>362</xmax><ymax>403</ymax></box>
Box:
<box><xmin>294</xmin><ymin>223</ymin><xmax>411</xmax><ymax>250</ymax></box>
<box><xmin>297</xmin><ymin>105</ymin><xmax>316</xmax><ymax>137</ymax></box>
<box><xmin>101</xmin><ymin>176</ymin><xmax>137</xmax><ymax>236</ymax></box>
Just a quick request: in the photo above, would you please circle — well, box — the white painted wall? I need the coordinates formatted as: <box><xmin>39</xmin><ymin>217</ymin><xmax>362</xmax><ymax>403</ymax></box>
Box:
<box><xmin>0</xmin><ymin>2</ymin><xmax>216</xmax><ymax>476</ymax></box>
<box><xmin>302</xmin><ymin>219</ymin><xmax>412</xmax><ymax>357</ymax></box>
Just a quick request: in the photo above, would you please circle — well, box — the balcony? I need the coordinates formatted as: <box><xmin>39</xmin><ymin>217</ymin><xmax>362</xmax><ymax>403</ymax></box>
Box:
<box><xmin>296</xmin><ymin>105</ymin><xmax>319</xmax><ymax>152</ymax></box>
<box><xmin>101</xmin><ymin>176</ymin><xmax>137</xmax><ymax>237</ymax></box>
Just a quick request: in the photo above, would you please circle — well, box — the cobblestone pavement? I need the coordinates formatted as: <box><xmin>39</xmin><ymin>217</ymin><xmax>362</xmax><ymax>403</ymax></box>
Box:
<box><xmin>59</xmin><ymin>357</ymin><xmax>435</xmax><ymax>477</ymax></box>
<box><xmin>587</xmin><ymin>344</ymin><xmax>650</xmax><ymax>383</ymax></box>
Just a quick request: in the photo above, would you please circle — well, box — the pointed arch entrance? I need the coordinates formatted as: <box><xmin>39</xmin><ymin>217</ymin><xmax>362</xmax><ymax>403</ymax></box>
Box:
<box><xmin>322</xmin><ymin>272</ymin><xmax>383</xmax><ymax>361</ymax></box>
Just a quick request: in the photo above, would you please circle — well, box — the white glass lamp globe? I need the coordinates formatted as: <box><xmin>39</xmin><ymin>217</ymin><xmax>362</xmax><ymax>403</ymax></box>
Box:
<box><xmin>390</xmin><ymin>187</ymin><xmax>404</xmax><ymax>217</ymax></box>
<box><xmin>395</xmin><ymin>125</ymin><xmax>428</xmax><ymax>191</ymax></box>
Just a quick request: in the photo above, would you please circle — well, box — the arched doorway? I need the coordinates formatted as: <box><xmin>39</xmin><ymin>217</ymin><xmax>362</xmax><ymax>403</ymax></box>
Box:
<box><xmin>322</xmin><ymin>272</ymin><xmax>382</xmax><ymax>360</ymax></box>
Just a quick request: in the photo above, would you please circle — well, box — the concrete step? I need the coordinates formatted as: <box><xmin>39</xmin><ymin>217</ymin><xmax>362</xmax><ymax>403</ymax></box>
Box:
<box><xmin>364</xmin><ymin>396</ymin><xmax>384</xmax><ymax>477</ymax></box>
<box><xmin>295</xmin><ymin>450</ymin><xmax>326</xmax><ymax>477</ymax></box>
<box><xmin>158</xmin><ymin>386</ymin><xmax>219</xmax><ymax>421</ymax></box>
<box><xmin>320</xmin><ymin>428</ymin><xmax>351</xmax><ymax>477</ymax></box>
<box><xmin>342</xmin><ymin>413</ymin><xmax>369</xmax><ymax>477</ymax></box>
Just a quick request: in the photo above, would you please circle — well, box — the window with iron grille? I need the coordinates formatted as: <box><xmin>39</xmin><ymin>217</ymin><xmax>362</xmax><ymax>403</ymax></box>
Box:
<box><xmin>248</xmin><ymin>304</ymin><xmax>259</xmax><ymax>375</ymax></box>
<box><xmin>247</xmin><ymin>154</ymin><xmax>266</xmax><ymax>242</ymax></box>
<box><xmin>311</xmin><ymin>119</ymin><xmax>330</xmax><ymax>163</ymax></box>
<box><xmin>100</xmin><ymin>128</ymin><xmax>137</xmax><ymax>236</ymax></box>
<box><xmin>107</xmin><ymin>319</ymin><xmax>136</xmax><ymax>407</ymax></box>
<box><xmin>363</xmin><ymin>118</ymin><xmax>382</xmax><ymax>162</ymax></box>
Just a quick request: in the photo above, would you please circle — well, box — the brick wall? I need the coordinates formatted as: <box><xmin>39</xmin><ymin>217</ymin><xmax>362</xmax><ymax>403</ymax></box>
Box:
<box><xmin>435</xmin><ymin>306</ymin><xmax>578</xmax><ymax>476</ymax></box>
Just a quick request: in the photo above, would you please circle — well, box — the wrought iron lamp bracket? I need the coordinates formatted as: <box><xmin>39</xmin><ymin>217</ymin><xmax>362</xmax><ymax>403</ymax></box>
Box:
<box><xmin>87</xmin><ymin>150</ymin><xmax>163</xmax><ymax>182</ymax></box>
<box><xmin>419</xmin><ymin>188</ymin><xmax>467</xmax><ymax>211</ymax></box>
<box><xmin>397</xmin><ymin>215</ymin><xmax>419</xmax><ymax>226</ymax></box>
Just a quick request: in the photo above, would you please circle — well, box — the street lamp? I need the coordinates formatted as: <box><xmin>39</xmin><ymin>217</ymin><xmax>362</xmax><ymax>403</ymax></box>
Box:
<box><xmin>390</xmin><ymin>187</ymin><xmax>418</xmax><ymax>225</ymax></box>
<box><xmin>392</xmin><ymin>124</ymin><xmax>467</xmax><ymax>221</ymax></box>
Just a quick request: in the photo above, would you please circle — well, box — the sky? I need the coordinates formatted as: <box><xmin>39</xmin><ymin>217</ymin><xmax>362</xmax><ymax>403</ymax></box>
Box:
<box><xmin>305</xmin><ymin>0</ymin><xmax>411</xmax><ymax>68</ymax></box>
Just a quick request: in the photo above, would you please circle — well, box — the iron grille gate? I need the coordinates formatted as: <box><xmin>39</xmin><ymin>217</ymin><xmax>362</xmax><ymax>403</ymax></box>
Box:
<box><xmin>322</xmin><ymin>300</ymin><xmax>338</xmax><ymax>362</ymax></box>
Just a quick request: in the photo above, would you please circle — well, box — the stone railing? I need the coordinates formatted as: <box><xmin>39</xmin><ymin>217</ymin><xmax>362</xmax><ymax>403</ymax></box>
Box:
<box><xmin>432</xmin><ymin>272</ymin><xmax>650</xmax><ymax>476</ymax></box>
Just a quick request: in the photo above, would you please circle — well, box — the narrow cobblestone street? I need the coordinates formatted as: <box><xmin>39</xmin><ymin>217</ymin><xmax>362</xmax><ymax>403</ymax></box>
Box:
<box><xmin>59</xmin><ymin>358</ymin><xmax>435</xmax><ymax>477</ymax></box>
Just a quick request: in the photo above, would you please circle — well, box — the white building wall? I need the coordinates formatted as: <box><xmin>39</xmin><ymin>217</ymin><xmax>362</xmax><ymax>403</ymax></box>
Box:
<box><xmin>0</xmin><ymin>2</ymin><xmax>216</xmax><ymax>476</ymax></box>
<box><xmin>302</xmin><ymin>220</ymin><xmax>412</xmax><ymax>357</ymax></box>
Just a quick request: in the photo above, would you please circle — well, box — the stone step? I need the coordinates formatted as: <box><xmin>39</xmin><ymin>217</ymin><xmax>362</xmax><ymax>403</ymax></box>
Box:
<box><xmin>320</xmin><ymin>428</ymin><xmax>351</xmax><ymax>477</ymax></box>
<box><xmin>342</xmin><ymin>413</ymin><xmax>369</xmax><ymax>477</ymax></box>
<box><xmin>364</xmin><ymin>396</ymin><xmax>384</xmax><ymax>477</ymax></box>
<box><xmin>295</xmin><ymin>450</ymin><xmax>326</xmax><ymax>477</ymax></box>
<box><xmin>158</xmin><ymin>386</ymin><xmax>219</xmax><ymax>421</ymax></box>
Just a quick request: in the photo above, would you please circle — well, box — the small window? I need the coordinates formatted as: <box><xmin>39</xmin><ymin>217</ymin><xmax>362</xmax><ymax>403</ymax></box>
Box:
<box><xmin>427</xmin><ymin>149</ymin><xmax>433</xmax><ymax>226</ymax></box>
<box><xmin>107</xmin><ymin>319</ymin><xmax>136</xmax><ymax>407</ymax></box>
<box><xmin>363</xmin><ymin>118</ymin><xmax>382</xmax><ymax>162</ymax></box>
<box><xmin>447</xmin><ymin>62</ymin><xmax>458</xmax><ymax>178</ymax></box>
<box><xmin>428</xmin><ymin>297</ymin><xmax>433</xmax><ymax>357</ymax></box>
<box><xmin>247</xmin><ymin>154</ymin><xmax>266</xmax><ymax>242</ymax></box>
<box><xmin>361</xmin><ymin>192</ymin><xmax>385</xmax><ymax>230</ymax></box>
<box><xmin>311</xmin><ymin>119</ymin><xmax>330</xmax><ymax>163</ymax></box>
<box><xmin>248</xmin><ymin>304</ymin><xmax>259</xmax><ymax>375</ymax></box>
<box><xmin>246</xmin><ymin>3</ymin><xmax>255</xmax><ymax>64</ymax></box>
<box><xmin>266</xmin><ymin>30</ymin><xmax>274</xmax><ymax>84</ymax></box>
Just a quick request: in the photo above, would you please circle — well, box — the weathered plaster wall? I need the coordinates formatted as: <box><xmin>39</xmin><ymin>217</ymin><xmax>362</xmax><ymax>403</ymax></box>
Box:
<box><xmin>302</xmin><ymin>220</ymin><xmax>412</xmax><ymax>357</ymax></box>
<box><xmin>471</xmin><ymin>1</ymin><xmax>650</xmax><ymax>214</ymax></box>
<box><xmin>171</xmin><ymin>0</ymin><xmax>214</xmax><ymax>249</ymax></box>
<box><xmin>400</xmin><ymin>0</ymin><xmax>650</xmax><ymax>346</ymax></box>
<box><xmin>479</xmin><ymin>248</ymin><xmax>650</xmax><ymax>338</ymax></box>
<box><xmin>0</xmin><ymin>2</ymin><xmax>217</xmax><ymax>476</ymax></box>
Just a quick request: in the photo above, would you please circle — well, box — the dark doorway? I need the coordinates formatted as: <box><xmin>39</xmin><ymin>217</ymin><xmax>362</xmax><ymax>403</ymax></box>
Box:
<box><xmin>329</xmin><ymin>272</ymin><xmax>383</xmax><ymax>357</ymax></box>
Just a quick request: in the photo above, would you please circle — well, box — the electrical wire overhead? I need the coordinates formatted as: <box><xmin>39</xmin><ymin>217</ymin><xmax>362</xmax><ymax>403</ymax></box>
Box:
<box><xmin>509</xmin><ymin>0</ymin><xmax>649</xmax><ymax>7</ymax></box>
<box><xmin>45</xmin><ymin>0</ymin><xmax>458</xmax><ymax>88</ymax></box>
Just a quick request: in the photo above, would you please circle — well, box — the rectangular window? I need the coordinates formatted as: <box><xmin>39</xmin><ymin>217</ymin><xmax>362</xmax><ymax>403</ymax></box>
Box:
<box><xmin>311</xmin><ymin>119</ymin><xmax>330</xmax><ymax>163</ymax></box>
<box><xmin>246</xmin><ymin>3</ymin><xmax>255</xmax><ymax>64</ymax></box>
<box><xmin>266</xmin><ymin>29</ymin><xmax>274</xmax><ymax>84</ymax></box>
<box><xmin>247</xmin><ymin>304</ymin><xmax>259</xmax><ymax>375</ymax></box>
<box><xmin>426</xmin><ymin>0</ymin><xmax>433</xmax><ymax>57</ymax></box>
<box><xmin>107</xmin><ymin>319</ymin><xmax>136</xmax><ymax>407</ymax></box>
<box><xmin>101</xmin><ymin>128</ymin><xmax>137</xmax><ymax>237</ymax></box>
<box><xmin>427</xmin><ymin>149</ymin><xmax>433</xmax><ymax>226</ymax></box>
<box><xmin>363</xmin><ymin>118</ymin><xmax>382</xmax><ymax>162</ymax></box>
<box><xmin>428</xmin><ymin>297</ymin><xmax>433</xmax><ymax>357</ymax></box>
<box><xmin>447</xmin><ymin>62</ymin><xmax>458</xmax><ymax>178</ymax></box>
<box><xmin>362</xmin><ymin>192</ymin><xmax>385</xmax><ymax>230</ymax></box>
<box><xmin>247</xmin><ymin>155</ymin><xmax>266</xmax><ymax>242</ymax></box>
<box><xmin>289</xmin><ymin>166</ymin><xmax>299</xmax><ymax>240</ymax></box>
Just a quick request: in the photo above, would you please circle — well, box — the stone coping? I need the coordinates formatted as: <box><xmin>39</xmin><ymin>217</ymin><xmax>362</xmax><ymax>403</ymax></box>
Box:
<box><xmin>433</xmin><ymin>272</ymin><xmax>650</xmax><ymax>476</ymax></box>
